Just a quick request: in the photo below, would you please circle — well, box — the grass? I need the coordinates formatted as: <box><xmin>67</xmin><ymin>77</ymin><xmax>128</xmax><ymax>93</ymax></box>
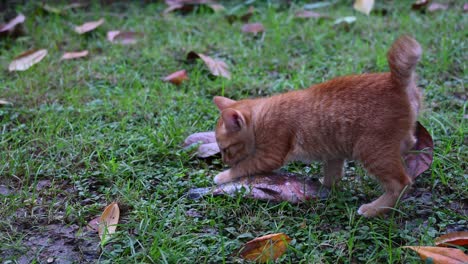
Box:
<box><xmin>0</xmin><ymin>0</ymin><xmax>466</xmax><ymax>263</ymax></box>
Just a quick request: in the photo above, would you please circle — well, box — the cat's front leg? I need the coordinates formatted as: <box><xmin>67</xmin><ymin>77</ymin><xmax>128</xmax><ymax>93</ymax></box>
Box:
<box><xmin>214</xmin><ymin>169</ymin><xmax>240</xmax><ymax>184</ymax></box>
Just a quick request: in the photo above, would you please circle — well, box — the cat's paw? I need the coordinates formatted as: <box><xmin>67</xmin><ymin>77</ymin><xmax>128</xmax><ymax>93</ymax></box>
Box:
<box><xmin>213</xmin><ymin>170</ymin><xmax>232</xmax><ymax>185</ymax></box>
<box><xmin>357</xmin><ymin>203</ymin><xmax>379</xmax><ymax>218</ymax></box>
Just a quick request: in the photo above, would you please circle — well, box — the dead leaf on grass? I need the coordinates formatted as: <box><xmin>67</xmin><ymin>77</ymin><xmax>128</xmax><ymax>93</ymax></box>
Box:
<box><xmin>74</xmin><ymin>18</ymin><xmax>105</xmax><ymax>34</ymax></box>
<box><xmin>435</xmin><ymin>231</ymin><xmax>468</xmax><ymax>247</ymax></box>
<box><xmin>239</xmin><ymin>233</ymin><xmax>292</xmax><ymax>263</ymax></box>
<box><xmin>403</xmin><ymin>246</ymin><xmax>468</xmax><ymax>264</ymax></box>
<box><xmin>187</xmin><ymin>51</ymin><xmax>231</xmax><ymax>79</ymax></box>
<box><xmin>0</xmin><ymin>14</ymin><xmax>26</xmax><ymax>36</ymax></box>
<box><xmin>107</xmin><ymin>31</ymin><xmax>143</xmax><ymax>45</ymax></box>
<box><xmin>226</xmin><ymin>6</ymin><xmax>255</xmax><ymax>23</ymax></box>
<box><xmin>304</xmin><ymin>2</ymin><xmax>334</xmax><ymax>10</ymax></box>
<box><xmin>0</xmin><ymin>99</ymin><xmax>13</xmax><ymax>106</ymax></box>
<box><xmin>353</xmin><ymin>0</ymin><xmax>374</xmax><ymax>15</ymax></box>
<box><xmin>196</xmin><ymin>142</ymin><xmax>220</xmax><ymax>158</ymax></box>
<box><xmin>242</xmin><ymin>23</ymin><xmax>265</xmax><ymax>35</ymax></box>
<box><xmin>428</xmin><ymin>3</ymin><xmax>449</xmax><ymax>12</ymax></box>
<box><xmin>98</xmin><ymin>202</ymin><xmax>120</xmax><ymax>242</ymax></box>
<box><xmin>294</xmin><ymin>10</ymin><xmax>328</xmax><ymax>19</ymax></box>
<box><xmin>162</xmin><ymin>70</ymin><xmax>189</xmax><ymax>85</ymax></box>
<box><xmin>464</xmin><ymin>4</ymin><xmax>468</xmax><ymax>12</ymax></box>
<box><xmin>412</xmin><ymin>0</ymin><xmax>430</xmax><ymax>10</ymax></box>
<box><xmin>164</xmin><ymin>0</ymin><xmax>224</xmax><ymax>14</ymax></box>
<box><xmin>61</xmin><ymin>50</ymin><xmax>89</xmax><ymax>60</ymax></box>
<box><xmin>9</xmin><ymin>49</ymin><xmax>48</xmax><ymax>72</ymax></box>
<box><xmin>403</xmin><ymin>122</ymin><xmax>433</xmax><ymax>179</ymax></box>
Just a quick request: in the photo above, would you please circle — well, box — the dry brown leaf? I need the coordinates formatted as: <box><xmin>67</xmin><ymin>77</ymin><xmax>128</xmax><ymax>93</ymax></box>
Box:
<box><xmin>0</xmin><ymin>14</ymin><xmax>26</xmax><ymax>35</ymax></box>
<box><xmin>74</xmin><ymin>18</ymin><xmax>105</xmax><ymax>34</ymax></box>
<box><xmin>239</xmin><ymin>233</ymin><xmax>292</xmax><ymax>263</ymax></box>
<box><xmin>9</xmin><ymin>49</ymin><xmax>48</xmax><ymax>72</ymax></box>
<box><xmin>404</xmin><ymin>246</ymin><xmax>468</xmax><ymax>264</ymax></box>
<box><xmin>98</xmin><ymin>202</ymin><xmax>120</xmax><ymax>242</ymax></box>
<box><xmin>187</xmin><ymin>52</ymin><xmax>231</xmax><ymax>79</ymax></box>
<box><xmin>353</xmin><ymin>0</ymin><xmax>374</xmax><ymax>15</ymax></box>
<box><xmin>412</xmin><ymin>0</ymin><xmax>430</xmax><ymax>10</ymax></box>
<box><xmin>294</xmin><ymin>10</ymin><xmax>328</xmax><ymax>19</ymax></box>
<box><xmin>242</xmin><ymin>23</ymin><xmax>265</xmax><ymax>35</ymax></box>
<box><xmin>403</xmin><ymin>122</ymin><xmax>433</xmax><ymax>179</ymax></box>
<box><xmin>162</xmin><ymin>70</ymin><xmax>189</xmax><ymax>85</ymax></box>
<box><xmin>61</xmin><ymin>50</ymin><xmax>89</xmax><ymax>60</ymax></box>
<box><xmin>226</xmin><ymin>6</ymin><xmax>254</xmax><ymax>23</ymax></box>
<box><xmin>427</xmin><ymin>3</ymin><xmax>448</xmax><ymax>12</ymax></box>
<box><xmin>0</xmin><ymin>99</ymin><xmax>13</xmax><ymax>106</ymax></box>
<box><xmin>107</xmin><ymin>31</ymin><xmax>143</xmax><ymax>45</ymax></box>
<box><xmin>164</xmin><ymin>0</ymin><xmax>224</xmax><ymax>14</ymax></box>
<box><xmin>435</xmin><ymin>231</ymin><xmax>468</xmax><ymax>247</ymax></box>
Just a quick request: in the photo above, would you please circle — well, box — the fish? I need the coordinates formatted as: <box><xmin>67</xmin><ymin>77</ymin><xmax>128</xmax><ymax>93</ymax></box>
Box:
<box><xmin>188</xmin><ymin>172</ymin><xmax>330</xmax><ymax>204</ymax></box>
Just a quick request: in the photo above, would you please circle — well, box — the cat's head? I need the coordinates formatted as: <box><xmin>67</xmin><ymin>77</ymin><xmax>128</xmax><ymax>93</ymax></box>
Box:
<box><xmin>213</xmin><ymin>96</ymin><xmax>255</xmax><ymax>166</ymax></box>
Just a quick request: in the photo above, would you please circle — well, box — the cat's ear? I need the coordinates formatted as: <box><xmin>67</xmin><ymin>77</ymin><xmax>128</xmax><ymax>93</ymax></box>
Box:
<box><xmin>221</xmin><ymin>108</ymin><xmax>245</xmax><ymax>132</ymax></box>
<box><xmin>214</xmin><ymin>96</ymin><xmax>236</xmax><ymax>111</ymax></box>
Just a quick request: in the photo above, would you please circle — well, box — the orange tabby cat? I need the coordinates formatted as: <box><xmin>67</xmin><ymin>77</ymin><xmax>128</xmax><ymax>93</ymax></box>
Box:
<box><xmin>213</xmin><ymin>36</ymin><xmax>422</xmax><ymax>217</ymax></box>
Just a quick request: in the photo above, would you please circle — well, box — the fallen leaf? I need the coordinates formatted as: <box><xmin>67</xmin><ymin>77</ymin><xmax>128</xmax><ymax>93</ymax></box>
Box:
<box><xmin>412</xmin><ymin>0</ymin><xmax>430</xmax><ymax>10</ymax></box>
<box><xmin>74</xmin><ymin>18</ymin><xmax>105</xmax><ymax>34</ymax></box>
<box><xmin>464</xmin><ymin>4</ymin><xmax>468</xmax><ymax>12</ymax></box>
<box><xmin>239</xmin><ymin>233</ymin><xmax>292</xmax><ymax>263</ymax></box>
<box><xmin>87</xmin><ymin>216</ymin><xmax>101</xmax><ymax>232</ymax></box>
<box><xmin>98</xmin><ymin>202</ymin><xmax>119</xmax><ymax>242</ymax></box>
<box><xmin>0</xmin><ymin>14</ymin><xmax>26</xmax><ymax>36</ymax></box>
<box><xmin>403</xmin><ymin>122</ymin><xmax>433</xmax><ymax>179</ymax></box>
<box><xmin>61</xmin><ymin>50</ymin><xmax>89</xmax><ymax>60</ymax></box>
<box><xmin>427</xmin><ymin>3</ymin><xmax>448</xmax><ymax>12</ymax></box>
<box><xmin>353</xmin><ymin>0</ymin><xmax>374</xmax><ymax>15</ymax></box>
<box><xmin>294</xmin><ymin>10</ymin><xmax>328</xmax><ymax>19</ymax></box>
<box><xmin>333</xmin><ymin>16</ymin><xmax>356</xmax><ymax>25</ymax></box>
<box><xmin>9</xmin><ymin>49</ymin><xmax>48</xmax><ymax>72</ymax></box>
<box><xmin>403</xmin><ymin>246</ymin><xmax>468</xmax><ymax>264</ymax></box>
<box><xmin>304</xmin><ymin>2</ymin><xmax>333</xmax><ymax>10</ymax></box>
<box><xmin>435</xmin><ymin>231</ymin><xmax>468</xmax><ymax>247</ymax></box>
<box><xmin>0</xmin><ymin>99</ymin><xmax>13</xmax><ymax>106</ymax></box>
<box><xmin>226</xmin><ymin>6</ymin><xmax>255</xmax><ymax>23</ymax></box>
<box><xmin>187</xmin><ymin>52</ymin><xmax>231</xmax><ymax>79</ymax></box>
<box><xmin>162</xmin><ymin>70</ymin><xmax>189</xmax><ymax>85</ymax></box>
<box><xmin>107</xmin><ymin>31</ymin><xmax>143</xmax><ymax>45</ymax></box>
<box><xmin>242</xmin><ymin>23</ymin><xmax>265</xmax><ymax>35</ymax></box>
<box><xmin>164</xmin><ymin>0</ymin><xmax>224</xmax><ymax>14</ymax></box>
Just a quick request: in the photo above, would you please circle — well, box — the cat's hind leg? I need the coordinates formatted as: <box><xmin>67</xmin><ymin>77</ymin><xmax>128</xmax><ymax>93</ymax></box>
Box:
<box><xmin>323</xmin><ymin>159</ymin><xmax>345</xmax><ymax>188</ymax></box>
<box><xmin>357</xmin><ymin>149</ymin><xmax>412</xmax><ymax>217</ymax></box>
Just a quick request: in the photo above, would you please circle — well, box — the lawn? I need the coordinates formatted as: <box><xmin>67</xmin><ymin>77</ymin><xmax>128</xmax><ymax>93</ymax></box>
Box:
<box><xmin>0</xmin><ymin>1</ymin><xmax>466</xmax><ymax>263</ymax></box>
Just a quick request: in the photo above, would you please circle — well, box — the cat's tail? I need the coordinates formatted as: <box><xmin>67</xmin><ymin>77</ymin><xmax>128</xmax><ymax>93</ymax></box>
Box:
<box><xmin>387</xmin><ymin>35</ymin><xmax>422</xmax><ymax>87</ymax></box>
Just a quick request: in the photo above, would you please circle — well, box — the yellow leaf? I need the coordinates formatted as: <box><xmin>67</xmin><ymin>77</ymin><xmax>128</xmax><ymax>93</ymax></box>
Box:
<box><xmin>239</xmin><ymin>233</ymin><xmax>292</xmax><ymax>263</ymax></box>
<box><xmin>98</xmin><ymin>202</ymin><xmax>120</xmax><ymax>242</ymax></box>
<box><xmin>353</xmin><ymin>0</ymin><xmax>374</xmax><ymax>15</ymax></box>
<box><xmin>403</xmin><ymin>246</ymin><xmax>468</xmax><ymax>264</ymax></box>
